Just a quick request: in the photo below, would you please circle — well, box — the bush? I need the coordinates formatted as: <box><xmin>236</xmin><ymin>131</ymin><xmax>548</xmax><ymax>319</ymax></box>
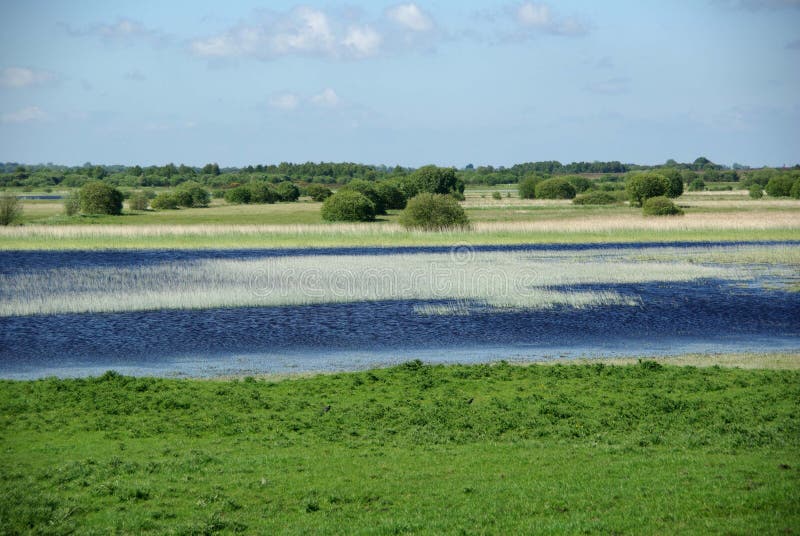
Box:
<box><xmin>374</xmin><ymin>181</ymin><xmax>406</xmax><ymax>210</ymax></box>
<box><xmin>404</xmin><ymin>166</ymin><xmax>464</xmax><ymax>197</ymax></box>
<box><xmin>150</xmin><ymin>193</ymin><xmax>179</xmax><ymax>210</ymax></box>
<box><xmin>625</xmin><ymin>173</ymin><xmax>669</xmax><ymax>206</ymax></box>
<box><xmin>765</xmin><ymin>176</ymin><xmax>794</xmax><ymax>197</ymax></box>
<box><xmin>565</xmin><ymin>175</ymin><xmax>592</xmax><ymax>193</ymax></box>
<box><xmin>0</xmin><ymin>193</ymin><xmax>22</xmax><ymax>225</ymax></box>
<box><xmin>63</xmin><ymin>191</ymin><xmax>81</xmax><ymax>216</ymax></box>
<box><xmin>275</xmin><ymin>181</ymin><xmax>300</xmax><ymax>202</ymax></box>
<box><xmin>398</xmin><ymin>193</ymin><xmax>469</xmax><ymax>230</ymax></box>
<box><xmin>175</xmin><ymin>182</ymin><xmax>210</xmax><ymax>207</ymax></box>
<box><xmin>492</xmin><ymin>191</ymin><xmax>502</xmax><ymax>200</ymax></box>
<box><xmin>224</xmin><ymin>186</ymin><xmax>251</xmax><ymax>204</ymax></box>
<box><xmin>642</xmin><ymin>196</ymin><xmax>683</xmax><ymax>216</ymax></box>
<box><xmin>129</xmin><ymin>191</ymin><xmax>149</xmax><ymax>210</ymax></box>
<box><xmin>248</xmin><ymin>182</ymin><xmax>277</xmax><ymax>204</ymax></box>
<box><xmin>791</xmin><ymin>180</ymin><xmax>800</xmax><ymax>199</ymax></box>
<box><xmin>321</xmin><ymin>190</ymin><xmax>376</xmax><ymax>222</ymax></box>
<box><xmin>660</xmin><ymin>168</ymin><xmax>684</xmax><ymax>198</ymax></box>
<box><xmin>79</xmin><ymin>182</ymin><xmax>123</xmax><ymax>215</ymax></box>
<box><xmin>748</xmin><ymin>184</ymin><xmax>764</xmax><ymax>199</ymax></box>
<box><xmin>572</xmin><ymin>191</ymin><xmax>619</xmax><ymax>205</ymax></box>
<box><xmin>534</xmin><ymin>178</ymin><xmax>576</xmax><ymax>200</ymax></box>
<box><xmin>518</xmin><ymin>175</ymin><xmax>544</xmax><ymax>199</ymax></box>
<box><xmin>342</xmin><ymin>180</ymin><xmax>386</xmax><ymax>214</ymax></box>
<box><xmin>688</xmin><ymin>179</ymin><xmax>705</xmax><ymax>192</ymax></box>
<box><xmin>306</xmin><ymin>184</ymin><xmax>333</xmax><ymax>202</ymax></box>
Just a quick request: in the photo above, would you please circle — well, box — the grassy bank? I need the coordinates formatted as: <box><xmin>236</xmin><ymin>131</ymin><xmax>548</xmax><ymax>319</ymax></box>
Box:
<box><xmin>2</xmin><ymin>361</ymin><xmax>798</xmax><ymax>534</ymax></box>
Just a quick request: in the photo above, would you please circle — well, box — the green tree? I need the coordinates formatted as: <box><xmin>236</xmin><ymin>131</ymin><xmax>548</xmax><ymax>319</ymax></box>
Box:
<box><xmin>625</xmin><ymin>173</ymin><xmax>669</xmax><ymax>206</ymax></box>
<box><xmin>374</xmin><ymin>181</ymin><xmax>407</xmax><ymax>210</ymax></box>
<box><xmin>306</xmin><ymin>184</ymin><xmax>333</xmax><ymax>202</ymax></box>
<box><xmin>564</xmin><ymin>175</ymin><xmax>592</xmax><ymax>193</ymax></box>
<box><xmin>535</xmin><ymin>178</ymin><xmax>577</xmax><ymax>200</ymax></box>
<box><xmin>398</xmin><ymin>193</ymin><xmax>469</xmax><ymax>230</ymax></box>
<box><xmin>658</xmin><ymin>168</ymin><xmax>684</xmax><ymax>198</ymax></box>
<box><xmin>321</xmin><ymin>190</ymin><xmax>376</xmax><ymax>222</ymax></box>
<box><xmin>248</xmin><ymin>182</ymin><xmax>277</xmax><ymax>204</ymax></box>
<box><xmin>0</xmin><ymin>193</ymin><xmax>22</xmax><ymax>225</ymax></box>
<box><xmin>765</xmin><ymin>175</ymin><xmax>794</xmax><ymax>197</ymax></box>
<box><xmin>748</xmin><ymin>184</ymin><xmax>763</xmax><ymax>199</ymax></box>
<box><xmin>79</xmin><ymin>182</ymin><xmax>123</xmax><ymax>215</ymax></box>
<box><xmin>150</xmin><ymin>193</ymin><xmax>180</xmax><ymax>210</ymax></box>
<box><xmin>275</xmin><ymin>182</ymin><xmax>300</xmax><ymax>202</ymax></box>
<box><xmin>224</xmin><ymin>186</ymin><xmax>251</xmax><ymax>204</ymax></box>
<box><xmin>63</xmin><ymin>191</ymin><xmax>81</xmax><ymax>216</ymax></box>
<box><xmin>518</xmin><ymin>175</ymin><xmax>545</xmax><ymax>199</ymax></box>
<box><xmin>342</xmin><ymin>180</ymin><xmax>386</xmax><ymax>214</ymax></box>
<box><xmin>688</xmin><ymin>178</ymin><xmax>705</xmax><ymax>192</ymax></box>
<box><xmin>406</xmin><ymin>166</ymin><xmax>464</xmax><ymax>197</ymax></box>
<box><xmin>129</xmin><ymin>191</ymin><xmax>149</xmax><ymax>210</ymax></box>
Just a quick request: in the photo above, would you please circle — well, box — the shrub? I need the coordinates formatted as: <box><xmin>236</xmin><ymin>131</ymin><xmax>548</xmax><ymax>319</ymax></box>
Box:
<box><xmin>534</xmin><ymin>178</ymin><xmax>576</xmax><ymax>200</ymax></box>
<box><xmin>321</xmin><ymin>190</ymin><xmax>376</xmax><ymax>222</ymax></box>
<box><xmin>748</xmin><ymin>184</ymin><xmax>763</xmax><ymax>199</ymax></box>
<box><xmin>625</xmin><ymin>173</ymin><xmax>669</xmax><ymax>206</ymax></box>
<box><xmin>374</xmin><ymin>181</ymin><xmax>407</xmax><ymax>210</ymax></box>
<box><xmin>63</xmin><ymin>191</ymin><xmax>81</xmax><ymax>216</ymax></box>
<box><xmin>790</xmin><ymin>180</ymin><xmax>800</xmax><ymax>199</ymax></box>
<box><xmin>519</xmin><ymin>177</ymin><xmax>539</xmax><ymax>199</ymax></box>
<box><xmin>275</xmin><ymin>181</ymin><xmax>300</xmax><ymax>202</ymax></box>
<box><xmin>342</xmin><ymin>180</ymin><xmax>386</xmax><ymax>214</ymax></box>
<box><xmin>572</xmin><ymin>191</ymin><xmax>619</xmax><ymax>205</ymax></box>
<box><xmin>224</xmin><ymin>186</ymin><xmax>251</xmax><ymax>204</ymax></box>
<box><xmin>79</xmin><ymin>182</ymin><xmax>123</xmax><ymax>215</ymax></box>
<box><xmin>398</xmin><ymin>193</ymin><xmax>469</xmax><ymax>230</ymax></box>
<box><xmin>0</xmin><ymin>193</ymin><xmax>22</xmax><ymax>225</ymax></box>
<box><xmin>150</xmin><ymin>193</ymin><xmax>179</xmax><ymax>210</ymax></box>
<box><xmin>247</xmin><ymin>182</ymin><xmax>277</xmax><ymax>204</ymax></box>
<box><xmin>492</xmin><ymin>191</ymin><xmax>502</xmax><ymax>200</ymax></box>
<box><xmin>565</xmin><ymin>175</ymin><xmax>592</xmax><ymax>193</ymax></box>
<box><xmin>129</xmin><ymin>191</ymin><xmax>149</xmax><ymax>210</ymax></box>
<box><xmin>176</xmin><ymin>182</ymin><xmax>210</xmax><ymax>207</ymax></box>
<box><xmin>306</xmin><ymin>184</ymin><xmax>333</xmax><ymax>202</ymax></box>
<box><xmin>681</xmin><ymin>170</ymin><xmax>698</xmax><ymax>185</ymax></box>
<box><xmin>642</xmin><ymin>196</ymin><xmax>683</xmax><ymax>216</ymax></box>
<box><xmin>660</xmin><ymin>168</ymin><xmax>684</xmax><ymax>198</ymax></box>
<box><xmin>404</xmin><ymin>166</ymin><xmax>464</xmax><ymax>197</ymax></box>
<box><xmin>688</xmin><ymin>179</ymin><xmax>705</xmax><ymax>192</ymax></box>
<box><xmin>765</xmin><ymin>176</ymin><xmax>794</xmax><ymax>197</ymax></box>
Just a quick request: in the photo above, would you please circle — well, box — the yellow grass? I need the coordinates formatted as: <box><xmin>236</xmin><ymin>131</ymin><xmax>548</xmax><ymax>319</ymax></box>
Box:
<box><xmin>544</xmin><ymin>352</ymin><xmax>800</xmax><ymax>370</ymax></box>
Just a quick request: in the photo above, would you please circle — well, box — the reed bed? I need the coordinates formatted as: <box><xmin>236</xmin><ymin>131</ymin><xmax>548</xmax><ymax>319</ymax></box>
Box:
<box><xmin>1</xmin><ymin>210</ymin><xmax>798</xmax><ymax>243</ymax></box>
<box><xmin>0</xmin><ymin>249</ymin><xmax>747</xmax><ymax>316</ymax></box>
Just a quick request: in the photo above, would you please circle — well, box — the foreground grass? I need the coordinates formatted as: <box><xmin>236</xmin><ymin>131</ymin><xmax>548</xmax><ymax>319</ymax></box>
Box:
<box><xmin>1</xmin><ymin>361</ymin><xmax>798</xmax><ymax>534</ymax></box>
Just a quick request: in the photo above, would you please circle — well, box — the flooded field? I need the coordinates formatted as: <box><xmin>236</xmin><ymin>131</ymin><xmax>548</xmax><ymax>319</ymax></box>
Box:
<box><xmin>1</xmin><ymin>242</ymin><xmax>798</xmax><ymax>379</ymax></box>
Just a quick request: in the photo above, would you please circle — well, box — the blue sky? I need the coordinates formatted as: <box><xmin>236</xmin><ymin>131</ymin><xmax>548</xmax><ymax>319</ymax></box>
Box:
<box><xmin>0</xmin><ymin>0</ymin><xmax>798</xmax><ymax>167</ymax></box>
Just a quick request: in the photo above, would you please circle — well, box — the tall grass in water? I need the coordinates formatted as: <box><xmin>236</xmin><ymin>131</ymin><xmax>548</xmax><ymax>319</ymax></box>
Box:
<box><xmin>0</xmin><ymin>248</ymin><xmax>748</xmax><ymax>316</ymax></box>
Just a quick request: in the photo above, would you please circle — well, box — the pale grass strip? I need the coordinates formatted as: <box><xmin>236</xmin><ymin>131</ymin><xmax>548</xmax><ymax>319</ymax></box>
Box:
<box><xmin>1</xmin><ymin>210</ymin><xmax>798</xmax><ymax>241</ymax></box>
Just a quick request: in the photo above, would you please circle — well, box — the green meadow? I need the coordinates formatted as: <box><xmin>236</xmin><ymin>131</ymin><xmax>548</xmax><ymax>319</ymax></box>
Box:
<box><xmin>2</xmin><ymin>360</ymin><xmax>798</xmax><ymax>534</ymax></box>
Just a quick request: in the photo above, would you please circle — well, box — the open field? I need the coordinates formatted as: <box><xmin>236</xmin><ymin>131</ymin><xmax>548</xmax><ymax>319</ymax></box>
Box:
<box><xmin>1</xmin><ymin>361</ymin><xmax>798</xmax><ymax>534</ymax></box>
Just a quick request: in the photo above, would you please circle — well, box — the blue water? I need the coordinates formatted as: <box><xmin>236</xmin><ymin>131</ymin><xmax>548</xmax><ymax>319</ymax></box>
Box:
<box><xmin>1</xmin><ymin>243</ymin><xmax>799</xmax><ymax>379</ymax></box>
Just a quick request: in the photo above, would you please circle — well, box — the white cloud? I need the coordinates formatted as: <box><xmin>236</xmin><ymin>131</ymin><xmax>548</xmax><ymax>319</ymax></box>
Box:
<box><xmin>191</xmin><ymin>7</ymin><xmax>363</xmax><ymax>60</ymax></box>
<box><xmin>0</xmin><ymin>67</ymin><xmax>56</xmax><ymax>89</ymax></box>
<box><xmin>386</xmin><ymin>4</ymin><xmax>434</xmax><ymax>32</ymax></box>
<box><xmin>66</xmin><ymin>18</ymin><xmax>170</xmax><ymax>47</ymax></box>
<box><xmin>517</xmin><ymin>3</ymin><xmax>552</xmax><ymax>27</ymax></box>
<box><xmin>511</xmin><ymin>2</ymin><xmax>589</xmax><ymax>36</ymax></box>
<box><xmin>1</xmin><ymin>106</ymin><xmax>47</xmax><ymax>124</ymax></box>
<box><xmin>310</xmin><ymin>88</ymin><xmax>340</xmax><ymax>108</ymax></box>
<box><xmin>269</xmin><ymin>92</ymin><xmax>301</xmax><ymax>111</ymax></box>
<box><xmin>342</xmin><ymin>26</ymin><xmax>383</xmax><ymax>57</ymax></box>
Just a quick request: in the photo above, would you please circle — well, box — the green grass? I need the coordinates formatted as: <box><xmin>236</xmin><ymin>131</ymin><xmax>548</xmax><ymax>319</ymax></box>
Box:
<box><xmin>2</xmin><ymin>361</ymin><xmax>798</xmax><ymax>534</ymax></box>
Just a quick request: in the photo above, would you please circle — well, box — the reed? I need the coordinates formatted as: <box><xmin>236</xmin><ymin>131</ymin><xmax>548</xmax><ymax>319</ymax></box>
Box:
<box><xmin>0</xmin><ymin>248</ymin><xmax>749</xmax><ymax>316</ymax></box>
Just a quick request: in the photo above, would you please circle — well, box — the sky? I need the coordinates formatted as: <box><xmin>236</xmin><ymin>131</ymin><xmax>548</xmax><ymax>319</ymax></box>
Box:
<box><xmin>0</xmin><ymin>0</ymin><xmax>798</xmax><ymax>168</ymax></box>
